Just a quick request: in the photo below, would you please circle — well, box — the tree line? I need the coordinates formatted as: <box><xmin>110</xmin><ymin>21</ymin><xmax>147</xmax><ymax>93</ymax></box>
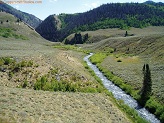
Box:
<box><xmin>60</xmin><ymin>2</ymin><xmax>164</xmax><ymax>34</ymax></box>
<box><xmin>64</xmin><ymin>33</ymin><xmax>89</xmax><ymax>45</ymax></box>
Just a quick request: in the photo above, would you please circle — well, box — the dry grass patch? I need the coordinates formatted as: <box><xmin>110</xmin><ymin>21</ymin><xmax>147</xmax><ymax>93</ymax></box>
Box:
<box><xmin>0</xmin><ymin>86</ymin><xmax>131</xmax><ymax>123</ymax></box>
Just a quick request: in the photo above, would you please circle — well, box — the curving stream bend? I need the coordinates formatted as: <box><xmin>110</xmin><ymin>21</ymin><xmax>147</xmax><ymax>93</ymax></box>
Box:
<box><xmin>84</xmin><ymin>53</ymin><xmax>160</xmax><ymax>123</ymax></box>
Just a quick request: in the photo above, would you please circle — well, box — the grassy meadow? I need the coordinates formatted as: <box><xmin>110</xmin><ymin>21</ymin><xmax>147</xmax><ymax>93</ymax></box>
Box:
<box><xmin>87</xmin><ymin>30</ymin><xmax>164</xmax><ymax>121</ymax></box>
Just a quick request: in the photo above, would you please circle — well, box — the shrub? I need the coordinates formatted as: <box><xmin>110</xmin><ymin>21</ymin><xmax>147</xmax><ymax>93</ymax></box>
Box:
<box><xmin>111</xmin><ymin>76</ymin><xmax>123</xmax><ymax>86</ymax></box>
<box><xmin>117</xmin><ymin>59</ymin><xmax>122</xmax><ymax>62</ymax></box>
<box><xmin>85</xmin><ymin>87</ymin><xmax>97</xmax><ymax>93</ymax></box>
<box><xmin>40</xmin><ymin>76</ymin><xmax>48</xmax><ymax>88</ymax></box>
<box><xmin>0</xmin><ymin>58</ymin><xmax>4</xmax><ymax>65</ymax></box>
<box><xmin>27</xmin><ymin>60</ymin><xmax>33</xmax><ymax>67</ymax></box>
<box><xmin>9</xmin><ymin>71</ymin><xmax>14</xmax><ymax>78</ymax></box>
<box><xmin>90</xmin><ymin>53</ymin><xmax>107</xmax><ymax>64</ymax></box>
<box><xmin>20</xmin><ymin>61</ymin><xmax>27</xmax><ymax>67</ymax></box>
<box><xmin>22</xmin><ymin>80</ymin><xmax>28</xmax><ymax>88</ymax></box>
<box><xmin>145</xmin><ymin>97</ymin><xmax>164</xmax><ymax>122</ymax></box>
<box><xmin>34</xmin><ymin>80</ymin><xmax>41</xmax><ymax>90</ymax></box>
<box><xmin>43</xmin><ymin>82</ymin><xmax>53</xmax><ymax>91</ymax></box>
<box><xmin>117</xmin><ymin>100</ymin><xmax>148</xmax><ymax>123</ymax></box>
<box><xmin>155</xmin><ymin>105</ymin><xmax>164</xmax><ymax>118</ymax></box>
<box><xmin>2</xmin><ymin>33</ymin><xmax>11</xmax><ymax>38</ymax></box>
<box><xmin>34</xmin><ymin>76</ymin><xmax>48</xmax><ymax>90</ymax></box>
<box><xmin>3</xmin><ymin>57</ymin><xmax>14</xmax><ymax>65</ymax></box>
<box><xmin>12</xmin><ymin>64</ymin><xmax>21</xmax><ymax>72</ymax></box>
<box><xmin>160</xmin><ymin>112</ymin><xmax>164</xmax><ymax>123</ymax></box>
<box><xmin>145</xmin><ymin>98</ymin><xmax>158</xmax><ymax>113</ymax></box>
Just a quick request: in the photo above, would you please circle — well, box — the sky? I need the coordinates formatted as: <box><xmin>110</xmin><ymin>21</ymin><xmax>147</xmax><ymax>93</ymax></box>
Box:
<box><xmin>4</xmin><ymin>0</ymin><xmax>164</xmax><ymax>20</ymax></box>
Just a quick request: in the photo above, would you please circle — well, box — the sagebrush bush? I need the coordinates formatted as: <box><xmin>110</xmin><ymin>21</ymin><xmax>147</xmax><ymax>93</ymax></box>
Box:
<box><xmin>3</xmin><ymin>57</ymin><xmax>14</xmax><ymax>65</ymax></box>
<box><xmin>145</xmin><ymin>97</ymin><xmax>164</xmax><ymax>122</ymax></box>
<box><xmin>117</xmin><ymin>100</ymin><xmax>148</xmax><ymax>123</ymax></box>
<box><xmin>22</xmin><ymin>80</ymin><xmax>28</xmax><ymax>88</ymax></box>
<box><xmin>117</xmin><ymin>59</ymin><xmax>122</xmax><ymax>62</ymax></box>
<box><xmin>0</xmin><ymin>58</ymin><xmax>4</xmax><ymax>66</ymax></box>
<box><xmin>33</xmin><ymin>73</ymin><xmax>105</xmax><ymax>93</ymax></box>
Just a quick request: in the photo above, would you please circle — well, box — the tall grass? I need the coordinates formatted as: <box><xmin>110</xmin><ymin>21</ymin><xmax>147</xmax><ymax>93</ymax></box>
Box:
<box><xmin>89</xmin><ymin>53</ymin><xmax>107</xmax><ymax>64</ymax></box>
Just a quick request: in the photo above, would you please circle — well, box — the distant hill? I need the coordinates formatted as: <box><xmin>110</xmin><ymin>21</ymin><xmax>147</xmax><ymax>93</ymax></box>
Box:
<box><xmin>36</xmin><ymin>2</ymin><xmax>164</xmax><ymax>42</ymax></box>
<box><xmin>0</xmin><ymin>12</ymin><xmax>46</xmax><ymax>42</ymax></box>
<box><xmin>0</xmin><ymin>1</ymin><xmax>42</xmax><ymax>28</ymax></box>
<box><xmin>35</xmin><ymin>15</ymin><xmax>60</xmax><ymax>41</ymax></box>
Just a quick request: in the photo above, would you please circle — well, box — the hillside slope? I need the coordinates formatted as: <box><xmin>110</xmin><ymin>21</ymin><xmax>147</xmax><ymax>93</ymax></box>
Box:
<box><xmin>36</xmin><ymin>2</ymin><xmax>164</xmax><ymax>42</ymax></box>
<box><xmin>0</xmin><ymin>12</ymin><xmax>133</xmax><ymax>123</ymax></box>
<box><xmin>0</xmin><ymin>1</ymin><xmax>42</xmax><ymax>28</ymax></box>
<box><xmin>80</xmin><ymin>27</ymin><xmax>164</xmax><ymax>101</ymax></box>
<box><xmin>0</xmin><ymin>86</ymin><xmax>131</xmax><ymax>123</ymax></box>
<box><xmin>0</xmin><ymin>12</ymin><xmax>44</xmax><ymax>41</ymax></box>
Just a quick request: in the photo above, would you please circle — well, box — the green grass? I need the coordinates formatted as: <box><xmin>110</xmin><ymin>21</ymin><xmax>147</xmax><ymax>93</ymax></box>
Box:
<box><xmin>89</xmin><ymin>53</ymin><xmax>107</xmax><ymax>64</ymax></box>
<box><xmin>145</xmin><ymin>97</ymin><xmax>164</xmax><ymax>122</ymax></box>
<box><xmin>116</xmin><ymin>100</ymin><xmax>148</xmax><ymax>123</ymax></box>
<box><xmin>0</xmin><ymin>27</ymin><xmax>28</xmax><ymax>40</ymax></box>
<box><xmin>96</xmin><ymin>63</ymin><xmax>139</xmax><ymax>100</ymax></box>
<box><xmin>33</xmin><ymin>67</ymin><xmax>105</xmax><ymax>93</ymax></box>
<box><xmin>0</xmin><ymin>57</ymin><xmax>15</xmax><ymax>65</ymax></box>
<box><xmin>54</xmin><ymin>44</ymin><xmax>91</xmax><ymax>54</ymax></box>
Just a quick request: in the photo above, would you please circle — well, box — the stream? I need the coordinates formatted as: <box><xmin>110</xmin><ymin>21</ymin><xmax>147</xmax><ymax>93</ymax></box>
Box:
<box><xmin>84</xmin><ymin>53</ymin><xmax>160</xmax><ymax>123</ymax></box>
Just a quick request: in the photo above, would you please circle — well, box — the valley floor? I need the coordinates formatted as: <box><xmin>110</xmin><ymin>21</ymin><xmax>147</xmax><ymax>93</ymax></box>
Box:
<box><xmin>0</xmin><ymin>38</ymin><xmax>131</xmax><ymax>123</ymax></box>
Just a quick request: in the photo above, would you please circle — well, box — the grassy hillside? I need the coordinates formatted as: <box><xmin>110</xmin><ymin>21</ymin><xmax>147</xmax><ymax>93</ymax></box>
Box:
<box><xmin>0</xmin><ymin>12</ymin><xmax>43</xmax><ymax>41</ymax></box>
<box><xmin>0</xmin><ymin>1</ymin><xmax>42</xmax><ymax>28</ymax></box>
<box><xmin>0</xmin><ymin>86</ymin><xmax>132</xmax><ymax>123</ymax></box>
<box><xmin>80</xmin><ymin>27</ymin><xmax>164</xmax><ymax>101</ymax></box>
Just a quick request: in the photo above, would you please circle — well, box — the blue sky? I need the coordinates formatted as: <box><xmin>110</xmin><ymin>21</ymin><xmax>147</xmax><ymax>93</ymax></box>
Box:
<box><xmin>7</xmin><ymin>0</ymin><xmax>164</xmax><ymax>20</ymax></box>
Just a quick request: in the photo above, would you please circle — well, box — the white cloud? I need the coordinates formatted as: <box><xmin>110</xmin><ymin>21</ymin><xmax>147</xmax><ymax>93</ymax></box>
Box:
<box><xmin>49</xmin><ymin>0</ymin><xmax>58</xmax><ymax>2</ymax></box>
<box><xmin>83</xmin><ymin>1</ymin><xmax>100</xmax><ymax>9</ymax></box>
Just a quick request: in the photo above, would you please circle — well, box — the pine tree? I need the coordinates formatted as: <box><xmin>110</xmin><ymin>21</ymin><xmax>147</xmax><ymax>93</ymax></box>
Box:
<box><xmin>140</xmin><ymin>64</ymin><xmax>152</xmax><ymax>106</ymax></box>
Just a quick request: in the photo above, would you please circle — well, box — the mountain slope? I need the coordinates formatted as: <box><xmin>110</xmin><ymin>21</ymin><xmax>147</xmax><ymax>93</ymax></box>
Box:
<box><xmin>0</xmin><ymin>1</ymin><xmax>42</xmax><ymax>28</ymax></box>
<box><xmin>36</xmin><ymin>2</ymin><xmax>164</xmax><ymax>42</ymax></box>
<box><xmin>0</xmin><ymin>12</ymin><xmax>43</xmax><ymax>41</ymax></box>
<box><xmin>35</xmin><ymin>15</ymin><xmax>60</xmax><ymax>41</ymax></box>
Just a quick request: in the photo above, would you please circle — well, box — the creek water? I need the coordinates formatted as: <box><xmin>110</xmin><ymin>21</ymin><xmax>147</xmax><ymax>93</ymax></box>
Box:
<box><xmin>84</xmin><ymin>53</ymin><xmax>160</xmax><ymax>123</ymax></box>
